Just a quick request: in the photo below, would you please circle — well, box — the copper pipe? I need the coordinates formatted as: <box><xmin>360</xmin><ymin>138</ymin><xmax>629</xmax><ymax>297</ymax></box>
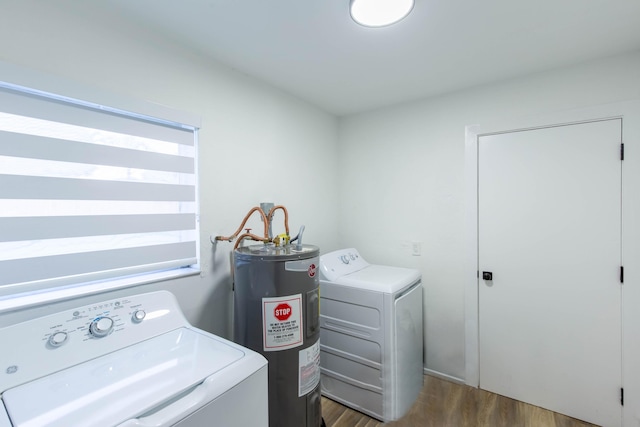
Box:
<box><xmin>216</xmin><ymin>206</ymin><xmax>269</xmax><ymax>242</ymax></box>
<box><xmin>268</xmin><ymin>205</ymin><xmax>289</xmax><ymax>236</ymax></box>
<box><xmin>233</xmin><ymin>232</ymin><xmax>270</xmax><ymax>250</ymax></box>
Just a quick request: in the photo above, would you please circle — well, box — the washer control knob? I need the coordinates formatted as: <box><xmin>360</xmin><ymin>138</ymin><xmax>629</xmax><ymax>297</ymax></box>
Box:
<box><xmin>340</xmin><ymin>255</ymin><xmax>350</xmax><ymax>264</ymax></box>
<box><xmin>132</xmin><ymin>310</ymin><xmax>146</xmax><ymax>323</ymax></box>
<box><xmin>90</xmin><ymin>317</ymin><xmax>114</xmax><ymax>337</ymax></box>
<box><xmin>48</xmin><ymin>331</ymin><xmax>68</xmax><ymax>347</ymax></box>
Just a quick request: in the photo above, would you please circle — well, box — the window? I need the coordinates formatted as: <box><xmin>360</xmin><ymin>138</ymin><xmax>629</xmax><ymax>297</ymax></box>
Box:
<box><xmin>0</xmin><ymin>81</ymin><xmax>199</xmax><ymax>298</ymax></box>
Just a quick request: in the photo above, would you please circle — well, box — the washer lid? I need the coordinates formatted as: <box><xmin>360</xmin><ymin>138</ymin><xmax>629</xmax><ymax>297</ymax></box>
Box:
<box><xmin>2</xmin><ymin>328</ymin><xmax>244</xmax><ymax>427</ymax></box>
<box><xmin>334</xmin><ymin>265</ymin><xmax>421</xmax><ymax>293</ymax></box>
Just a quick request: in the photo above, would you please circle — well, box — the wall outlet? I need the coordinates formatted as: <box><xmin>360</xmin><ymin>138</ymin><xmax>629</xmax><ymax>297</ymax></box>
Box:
<box><xmin>412</xmin><ymin>241</ymin><xmax>421</xmax><ymax>256</ymax></box>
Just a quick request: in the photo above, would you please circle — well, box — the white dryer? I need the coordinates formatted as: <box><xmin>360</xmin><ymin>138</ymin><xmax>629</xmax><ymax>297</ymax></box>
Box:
<box><xmin>0</xmin><ymin>291</ymin><xmax>268</xmax><ymax>427</ymax></box>
<box><xmin>319</xmin><ymin>248</ymin><xmax>424</xmax><ymax>422</ymax></box>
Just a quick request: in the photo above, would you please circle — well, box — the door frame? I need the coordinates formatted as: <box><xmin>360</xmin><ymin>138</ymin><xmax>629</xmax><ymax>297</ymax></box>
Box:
<box><xmin>464</xmin><ymin>99</ymin><xmax>640</xmax><ymax>425</ymax></box>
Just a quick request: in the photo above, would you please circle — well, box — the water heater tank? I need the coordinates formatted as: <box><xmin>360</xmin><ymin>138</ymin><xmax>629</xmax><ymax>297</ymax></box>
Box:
<box><xmin>234</xmin><ymin>244</ymin><xmax>322</xmax><ymax>427</ymax></box>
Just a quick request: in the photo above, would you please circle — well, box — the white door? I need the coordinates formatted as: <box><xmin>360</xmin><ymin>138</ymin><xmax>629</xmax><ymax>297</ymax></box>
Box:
<box><xmin>478</xmin><ymin>119</ymin><xmax>622</xmax><ymax>427</ymax></box>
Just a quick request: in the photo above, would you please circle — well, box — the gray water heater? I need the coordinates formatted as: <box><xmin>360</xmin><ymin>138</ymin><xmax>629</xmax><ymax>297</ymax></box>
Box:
<box><xmin>234</xmin><ymin>244</ymin><xmax>322</xmax><ymax>427</ymax></box>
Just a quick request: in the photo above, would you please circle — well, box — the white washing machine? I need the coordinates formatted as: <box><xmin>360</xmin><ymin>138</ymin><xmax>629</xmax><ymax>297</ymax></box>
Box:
<box><xmin>319</xmin><ymin>248</ymin><xmax>424</xmax><ymax>422</ymax></box>
<box><xmin>0</xmin><ymin>291</ymin><xmax>268</xmax><ymax>427</ymax></box>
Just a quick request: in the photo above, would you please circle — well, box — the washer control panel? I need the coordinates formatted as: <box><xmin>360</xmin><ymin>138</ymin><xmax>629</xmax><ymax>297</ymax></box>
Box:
<box><xmin>0</xmin><ymin>291</ymin><xmax>187</xmax><ymax>393</ymax></box>
<box><xmin>35</xmin><ymin>296</ymin><xmax>144</xmax><ymax>349</ymax></box>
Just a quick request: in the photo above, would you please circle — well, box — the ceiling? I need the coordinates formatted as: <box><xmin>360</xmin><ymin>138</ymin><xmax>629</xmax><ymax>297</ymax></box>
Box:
<box><xmin>101</xmin><ymin>0</ymin><xmax>640</xmax><ymax>116</ymax></box>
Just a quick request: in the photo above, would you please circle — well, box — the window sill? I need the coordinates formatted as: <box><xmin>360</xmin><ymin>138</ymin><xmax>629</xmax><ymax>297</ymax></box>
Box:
<box><xmin>0</xmin><ymin>267</ymin><xmax>200</xmax><ymax>315</ymax></box>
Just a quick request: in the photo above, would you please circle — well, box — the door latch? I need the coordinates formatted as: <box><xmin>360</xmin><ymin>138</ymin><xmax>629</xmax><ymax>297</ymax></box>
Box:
<box><xmin>482</xmin><ymin>271</ymin><xmax>493</xmax><ymax>281</ymax></box>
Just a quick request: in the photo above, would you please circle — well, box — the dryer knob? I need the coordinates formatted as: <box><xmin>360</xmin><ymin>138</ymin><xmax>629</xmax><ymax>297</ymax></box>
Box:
<box><xmin>90</xmin><ymin>317</ymin><xmax>114</xmax><ymax>337</ymax></box>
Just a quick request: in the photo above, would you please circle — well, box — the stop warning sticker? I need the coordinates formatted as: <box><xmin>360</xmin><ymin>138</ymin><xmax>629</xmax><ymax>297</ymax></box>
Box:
<box><xmin>262</xmin><ymin>294</ymin><xmax>303</xmax><ymax>351</ymax></box>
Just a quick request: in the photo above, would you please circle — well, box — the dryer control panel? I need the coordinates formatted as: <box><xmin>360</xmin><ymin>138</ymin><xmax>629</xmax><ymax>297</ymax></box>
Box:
<box><xmin>319</xmin><ymin>248</ymin><xmax>370</xmax><ymax>282</ymax></box>
<box><xmin>0</xmin><ymin>291</ymin><xmax>187</xmax><ymax>394</ymax></box>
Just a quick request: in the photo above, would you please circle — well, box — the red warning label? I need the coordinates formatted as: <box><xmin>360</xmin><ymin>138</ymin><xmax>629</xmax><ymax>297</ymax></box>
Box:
<box><xmin>308</xmin><ymin>263</ymin><xmax>317</xmax><ymax>278</ymax></box>
<box><xmin>262</xmin><ymin>294</ymin><xmax>303</xmax><ymax>351</ymax></box>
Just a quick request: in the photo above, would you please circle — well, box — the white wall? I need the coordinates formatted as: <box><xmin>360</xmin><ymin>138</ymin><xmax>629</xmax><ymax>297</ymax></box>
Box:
<box><xmin>0</xmin><ymin>2</ymin><xmax>341</xmax><ymax>335</ymax></box>
<box><xmin>337</xmin><ymin>50</ymin><xmax>640</xmax><ymax>381</ymax></box>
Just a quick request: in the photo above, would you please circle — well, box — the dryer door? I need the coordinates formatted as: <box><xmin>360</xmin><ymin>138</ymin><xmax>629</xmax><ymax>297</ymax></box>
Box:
<box><xmin>392</xmin><ymin>283</ymin><xmax>424</xmax><ymax>420</ymax></box>
<box><xmin>0</xmin><ymin>401</ymin><xmax>11</xmax><ymax>427</ymax></box>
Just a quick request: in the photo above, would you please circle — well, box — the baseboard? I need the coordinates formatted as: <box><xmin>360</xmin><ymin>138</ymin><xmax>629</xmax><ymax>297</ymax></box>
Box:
<box><xmin>423</xmin><ymin>368</ymin><xmax>465</xmax><ymax>385</ymax></box>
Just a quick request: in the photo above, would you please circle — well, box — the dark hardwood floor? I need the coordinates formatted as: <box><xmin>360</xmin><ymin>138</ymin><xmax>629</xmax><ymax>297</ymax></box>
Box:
<box><xmin>322</xmin><ymin>375</ymin><xmax>600</xmax><ymax>427</ymax></box>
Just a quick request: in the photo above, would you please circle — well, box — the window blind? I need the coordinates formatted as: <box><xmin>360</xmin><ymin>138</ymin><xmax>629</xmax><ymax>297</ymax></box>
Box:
<box><xmin>0</xmin><ymin>83</ymin><xmax>198</xmax><ymax>296</ymax></box>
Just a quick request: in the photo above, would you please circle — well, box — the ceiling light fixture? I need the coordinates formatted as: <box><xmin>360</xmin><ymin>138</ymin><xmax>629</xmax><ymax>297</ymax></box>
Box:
<box><xmin>350</xmin><ymin>0</ymin><xmax>414</xmax><ymax>27</ymax></box>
